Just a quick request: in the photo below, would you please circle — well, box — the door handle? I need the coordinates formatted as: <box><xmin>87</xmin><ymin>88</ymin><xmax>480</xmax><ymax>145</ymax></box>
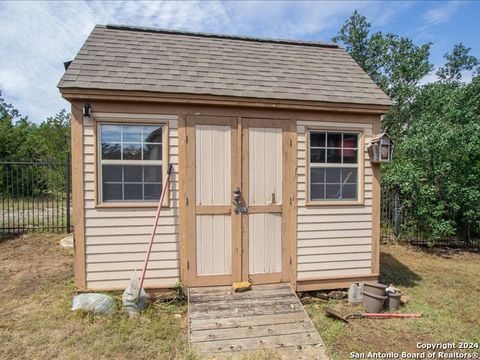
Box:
<box><xmin>232</xmin><ymin>187</ymin><xmax>247</xmax><ymax>214</ymax></box>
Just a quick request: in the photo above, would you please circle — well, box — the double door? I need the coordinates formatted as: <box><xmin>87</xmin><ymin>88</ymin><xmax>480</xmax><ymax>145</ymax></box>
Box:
<box><xmin>185</xmin><ymin>116</ymin><xmax>294</xmax><ymax>286</ymax></box>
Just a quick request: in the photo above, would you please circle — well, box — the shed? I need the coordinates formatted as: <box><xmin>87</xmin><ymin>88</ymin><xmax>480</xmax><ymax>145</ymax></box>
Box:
<box><xmin>58</xmin><ymin>25</ymin><xmax>392</xmax><ymax>292</ymax></box>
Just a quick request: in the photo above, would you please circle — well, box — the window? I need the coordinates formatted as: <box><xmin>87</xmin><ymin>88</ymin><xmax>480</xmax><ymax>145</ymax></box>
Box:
<box><xmin>308</xmin><ymin>130</ymin><xmax>361</xmax><ymax>202</ymax></box>
<box><xmin>98</xmin><ymin>123</ymin><xmax>165</xmax><ymax>203</ymax></box>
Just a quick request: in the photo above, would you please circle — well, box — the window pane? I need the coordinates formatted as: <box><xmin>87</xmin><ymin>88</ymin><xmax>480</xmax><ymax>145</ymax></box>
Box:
<box><xmin>123</xmin><ymin>165</ymin><xmax>143</xmax><ymax>182</ymax></box>
<box><xmin>311</xmin><ymin>168</ymin><xmax>325</xmax><ymax>183</ymax></box>
<box><xmin>343</xmin><ymin>149</ymin><xmax>358</xmax><ymax>163</ymax></box>
<box><xmin>310</xmin><ymin>149</ymin><xmax>325</xmax><ymax>163</ymax></box>
<box><xmin>326</xmin><ymin>184</ymin><xmax>341</xmax><ymax>199</ymax></box>
<box><xmin>327</xmin><ymin>133</ymin><xmax>342</xmax><ymax>147</ymax></box>
<box><xmin>102</xmin><ymin>143</ymin><xmax>121</xmax><ymax>160</ymax></box>
<box><xmin>144</xmin><ymin>166</ymin><xmax>162</xmax><ymax>182</ymax></box>
<box><xmin>144</xmin><ymin>144</ymin><xmax>162</xmax><ymax>160</ymax></box>
<box><xmin>101</xmin><ymin>125</ymin><xmax>121</xmax><ymax>142</ymax></box>
<box><xmin>103</xmin><ymin>183</ymin><xmax>122</xmax><ymax>201</ymax></box>
<box><xmin>343</xmin><ymin>133</ymin><xmax>358</xmax><ymax>148</ymax></box>
<box><xmin>103</xmin><ymin>165</ymin><xmax>122</xmax><ymax>182</ymax></box>
<box><xmin>341</xmin><ymin>168</ymin><xmax>357</xmax><ymax>184</ymax></box>
<box><xmin>124</xmin><ymin>184</ymin><xmax>143</xmax><ymax>200</ymax></box>
<box><xmin>144</xmin><ymin>126</ymin><xmax>162</xmax><ymax>143</ymax></box>
<box><xmin>326</xmin><ymin>149</ymin><xmax>341</xmax><ymax>163</ymax></box>
<box><xmin>144</xmin><ymin>183</ymin><xmax>162</xmax><ymax>200</ymax></box>
<box><xmin>310</xmin><ymin>132</ymin><xmax>325</xmax><ymax>147</ymax></box>
<box><xmin>342</xmin><ymin>184</ymin><xmax>357</xmax><ymax>199</ymax></box>
<box><xmin>310</xmin><ymin>184</ymin><xmax>325</xmax><ymax>200</ymax></box>
<box><xmin>122</xmin><ymin>125</ymin><xmax>142</xmax><ymax>142</ymax></box>
<box><xmin>326</xmin><ymin>168</ymin><xmax>341</xmax><ymax>183</ymax></box>
<box><xmin>123</xmin><ymin>143</ymin><xmax>142</xmax><ymax>160</ymax></box>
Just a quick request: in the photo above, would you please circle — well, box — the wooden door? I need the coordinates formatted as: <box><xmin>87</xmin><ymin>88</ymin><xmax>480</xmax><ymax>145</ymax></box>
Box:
<box><xmin>185</xmin><ymin>116</ymin><xmax>292</xmax><ymax>287</ymax></box>
<box><xmin>242</xmin><ymin>119</ymin><xmax>291</xmax><ymax>284</ymax></box>
<box><xmin>185</xmin><ymin>116</ymin><xmax>241</xmax><ymax>286</ymax></box>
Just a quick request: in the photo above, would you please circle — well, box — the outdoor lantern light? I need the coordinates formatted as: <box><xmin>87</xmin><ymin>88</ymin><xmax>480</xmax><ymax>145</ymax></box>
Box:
<box><xmin>83</xmin><ymin>103</ymin><xmax>92</xmax><ymax>117</ymax></box>
<box><xmin>368</xmin><ymin>132</ymin><xmax>393</xmax><ymax>163</ymax></box>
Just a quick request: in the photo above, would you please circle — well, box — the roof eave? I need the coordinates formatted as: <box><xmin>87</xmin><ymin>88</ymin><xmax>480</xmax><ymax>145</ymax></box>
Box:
<box><xmin>59</xmin><ymin>87</ymin><xmax>392</xmax><ymax>115</ymax></box>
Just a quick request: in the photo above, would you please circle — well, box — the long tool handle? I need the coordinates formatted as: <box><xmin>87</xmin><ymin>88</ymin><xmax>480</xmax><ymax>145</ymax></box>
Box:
<box><xmin>363</xmin><ymin>313</ymin><xmax>422</xmax><ymax>319</ymax></box>
<box><xmin>138</xmin><ymin>164</ymin><xmax>173</xmax><ymax>292</ymax></box>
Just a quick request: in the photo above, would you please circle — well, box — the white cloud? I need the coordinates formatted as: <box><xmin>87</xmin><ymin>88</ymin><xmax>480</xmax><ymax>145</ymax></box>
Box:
<box><xmin>423</xmin><ymin>0</ymin><xmax>462</xmax><ymax>26</ymax></box>
<box><xmin>0</xmin><ymin>0</ymin><xmax>408</xmax><ymax>122</ymax></box>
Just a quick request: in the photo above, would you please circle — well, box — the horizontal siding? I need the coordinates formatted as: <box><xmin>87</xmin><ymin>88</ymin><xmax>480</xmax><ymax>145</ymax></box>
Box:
<box><xmin>83</xmin><ymin>115</ymin><xmax>180</xmax><ymax>289</ymax></box>
<box><xmin>296</xmin><ymin>119</ymin><xmax>373</xmax><ymax>280</ymax></box>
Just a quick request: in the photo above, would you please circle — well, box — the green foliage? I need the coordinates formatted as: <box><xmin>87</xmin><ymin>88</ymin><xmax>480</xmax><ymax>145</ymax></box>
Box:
<box><xmin>436</xmin><ymin>43</ymin><xmax>479</xmax><ymax>82</ymax></box>
<box><xmin>383</xmin><ymin>79</ymin><xmax>480</xmax><ymax>242</ymax></box>
<box><xmin>333</xmin><ymin>12</ymin><xmax>433</xmax><ymax>138</ymax></box>
<box><xmin>0</xmin><ymin>91</ymin><xmax>71</xmax><ymax>160</ymax></box>
<box><xmin>0</xmin><ymin>90</ymin><xmax>71</xmax><ymax>196</ymax></box>
<box><xmin>336</xmin><ymin>11</ymin><xmax>480</xmax><ymax>243</ymax></box>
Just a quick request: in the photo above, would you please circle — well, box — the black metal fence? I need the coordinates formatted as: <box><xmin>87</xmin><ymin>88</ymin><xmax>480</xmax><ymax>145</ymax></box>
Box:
<box><xmin>0</xmin><ymin>156</ymin><xmax>71</xmax><ymax>234</ymax></box>
<box><xmin>381</xmin><ymin>187</ymin><xmax>480</xmax><ymax>248</ymax></box>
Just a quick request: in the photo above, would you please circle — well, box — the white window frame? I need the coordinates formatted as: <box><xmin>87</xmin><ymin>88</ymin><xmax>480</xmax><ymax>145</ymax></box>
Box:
<box><xmin>96</xmin><ymin>120</ymin><xmax>169</xmax><ymax>207</ymax></box>
<box><xmin>306</xmin><ymin>128</ymin><xmax>365</xmax><ymax>206</ymax></box>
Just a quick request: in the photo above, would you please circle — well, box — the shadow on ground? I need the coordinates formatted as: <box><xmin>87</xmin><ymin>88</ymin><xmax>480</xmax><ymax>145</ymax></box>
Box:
<box><xmin>379</xmin><ymin>251</ymin><xmax>421</xmax><ymax>288</ymax></box>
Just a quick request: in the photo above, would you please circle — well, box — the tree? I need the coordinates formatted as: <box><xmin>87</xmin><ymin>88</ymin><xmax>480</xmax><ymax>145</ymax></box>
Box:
<box><xmin>333</xmin><ymin>11</ymin><xmax>433</xmax><ymax>138</ymax></box>
<box><xmin>436</xmin><ymin>43</ymin><xmax>479</xmax><ymax>82</ymax></box>
<box><xmin>382</xmin><ymin>78</ymin><xmax>480</xmax><ymax>242</ymax></box>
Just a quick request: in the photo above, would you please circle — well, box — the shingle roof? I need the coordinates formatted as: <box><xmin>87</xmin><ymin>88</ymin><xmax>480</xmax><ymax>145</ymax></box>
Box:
<box><xmin>58</xmin><ymin>25</ymin><xmax>392</xmax><ymax>107</ymax></box>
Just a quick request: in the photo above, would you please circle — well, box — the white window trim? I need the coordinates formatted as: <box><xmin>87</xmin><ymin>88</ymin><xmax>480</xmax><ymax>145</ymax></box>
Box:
<box><xmin>306</xmin><ymin>128</ymin><xmax>365</xmax><ymax>206</ymax></box>
<box><xmin>95</xmin><ymin>120</ymin><xmax>169</xmax><ymax>208</ymax></box>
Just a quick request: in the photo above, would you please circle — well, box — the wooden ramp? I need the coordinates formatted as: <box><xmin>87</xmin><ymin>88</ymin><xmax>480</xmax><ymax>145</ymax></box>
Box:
<box><xmin>188</xmin><ymin>283</ymin><xmax>329</xmax><ymax>359</ymax></box>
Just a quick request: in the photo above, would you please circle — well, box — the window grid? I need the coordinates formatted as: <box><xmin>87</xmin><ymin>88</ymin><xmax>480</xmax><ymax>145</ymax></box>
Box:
<box><xmin>99</xmin><ymin>123</ymin><xmax>164</xmax><ymax>203</ymax></box>
<box><xmin>309</xmin><ymin>130</ymin><xmax>360</xmax><ymax>202</ymax></box>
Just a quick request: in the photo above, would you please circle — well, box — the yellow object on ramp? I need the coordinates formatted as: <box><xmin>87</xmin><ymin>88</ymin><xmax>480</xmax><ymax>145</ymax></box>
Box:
<box><xmin>232</xmin><ymin>281</ymin><xmax>251</xmax><ymax>292</ymax></box>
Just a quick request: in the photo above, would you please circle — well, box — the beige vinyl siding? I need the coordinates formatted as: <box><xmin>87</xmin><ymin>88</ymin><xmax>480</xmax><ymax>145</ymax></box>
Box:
<box><xmin>297</xmin><ymin>120</ymin><xmax>373</xmax><ymax>280</ymax></box>
<box><xmin>83</xmin><ymin>114</ymin><xmax>179</xmax><ymax>290</ymax></box>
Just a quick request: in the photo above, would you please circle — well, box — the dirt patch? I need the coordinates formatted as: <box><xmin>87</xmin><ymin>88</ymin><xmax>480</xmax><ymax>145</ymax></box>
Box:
<box><xmin>0</xmin><ymin>234</ymin><xmax>73</xmax><ymax>298</ymax></box>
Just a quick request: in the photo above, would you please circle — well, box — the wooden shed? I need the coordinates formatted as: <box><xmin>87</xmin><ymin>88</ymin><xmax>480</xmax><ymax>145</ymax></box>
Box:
<box><xmin>58</xmin><ymin>25</ymin><xmax>392</xmax><ymax>292</ymax></box>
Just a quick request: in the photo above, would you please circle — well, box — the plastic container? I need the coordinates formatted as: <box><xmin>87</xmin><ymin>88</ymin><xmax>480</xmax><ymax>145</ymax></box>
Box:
<box><xmin>362</xmin><ymin>290</ymin><xmax>387</xmax><ymax>313</ymax></box>
<box><xmin>348</xmin><ymin>283</ymin><xmax>363</xmax><ymax>304</ymax></box>
<box><xmin>363</xmin><ymin>282</ymin><xmax>387</xmax><ymax>297</ymax></box>
<box><xmin>386</xmin><ymin>292</ymin><xmax>402</xmax><ymax>310</ymax></box>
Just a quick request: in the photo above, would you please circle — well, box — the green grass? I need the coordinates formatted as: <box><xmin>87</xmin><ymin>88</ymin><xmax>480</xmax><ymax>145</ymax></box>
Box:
<box><xmin>1</xmin><ymin>235</ymin><xmax>479</xmax><ymax>359</ymax></box>
<box><xmin>305</xmin><ymin>245</ymin><xmax>480</xmax><ymax>359</ymax></box>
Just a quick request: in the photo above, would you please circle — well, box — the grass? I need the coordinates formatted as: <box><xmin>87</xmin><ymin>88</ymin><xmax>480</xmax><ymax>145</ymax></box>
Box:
<box><xmin>0</xmin><ymin>234</ymin><xmax>479</xmax><ymax>359</ymax></box>
<box><xmin>0</xmin><ymin>234</ymin><xmax>195</xmax><ymax>360</ymax></box>
<box><xmin>305</xmin><ymin>245</ymin><xmax>480</xmax><ymax>359</ymax></box>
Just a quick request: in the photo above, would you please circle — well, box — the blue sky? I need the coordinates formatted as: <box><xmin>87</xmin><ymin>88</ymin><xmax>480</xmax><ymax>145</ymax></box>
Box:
<box><xmin>0</xmin><ymin>0</ymin><xmax>478</xmax><ymax>123</ymax></box>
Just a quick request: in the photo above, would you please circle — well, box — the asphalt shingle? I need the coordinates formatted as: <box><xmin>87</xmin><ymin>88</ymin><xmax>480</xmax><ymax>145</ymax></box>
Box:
<box><xmin>58</xmin><ymin>25</ymin><xmax>392</xmax><ymax>106</ymax></box>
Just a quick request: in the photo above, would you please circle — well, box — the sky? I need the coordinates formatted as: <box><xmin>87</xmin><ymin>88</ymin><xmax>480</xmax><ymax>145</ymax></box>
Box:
<box><xmin>0</xmin><ymin>0</ymin><xmax>478</xmax><ymax>123</ymax></box>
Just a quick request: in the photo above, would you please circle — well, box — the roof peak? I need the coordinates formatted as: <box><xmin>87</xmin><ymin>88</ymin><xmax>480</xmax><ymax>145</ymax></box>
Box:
<box><xmin>103</xmin><ymin>24</ymin><xmax>339</xmax><ymax>49</ymax></box>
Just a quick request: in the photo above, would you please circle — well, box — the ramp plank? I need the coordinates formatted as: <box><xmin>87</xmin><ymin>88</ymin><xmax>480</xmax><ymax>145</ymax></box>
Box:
<box><xmin>188</xmin><ymin>283</ymin><xmax>329</xmax><ymax>359</ymax></box>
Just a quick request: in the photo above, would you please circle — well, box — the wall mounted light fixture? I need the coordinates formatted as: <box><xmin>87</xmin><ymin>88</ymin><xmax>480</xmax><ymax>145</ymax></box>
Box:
<box><xmin>83</xmin><ymin>103</ymin><xmax>92</xmax><ymax>117</ymax></box>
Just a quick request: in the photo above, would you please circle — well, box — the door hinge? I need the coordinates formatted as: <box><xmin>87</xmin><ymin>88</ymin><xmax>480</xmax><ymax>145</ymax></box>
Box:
<box><xmin>289</xmin><ymin>257</ymin><xmax>292</xmax><ymax>265</ymax></box>
<box><xmin>185</xmin><ymin>134</ymin><xmax>188</xmax><ymax>143</ymax></box>
<box><xmin>187</xmin><ymin>261</ymin><xmax>190</xmax><ymax>270</ymax></box>
<box><xmin>186</xmin><ymin>197</ymin><xmax>189</xmax><ymax>206</ymax></box>
<box><xmin>289</xmin><ymin>137</ymin><xmax>292</xmax><ymax>146</ymax></box>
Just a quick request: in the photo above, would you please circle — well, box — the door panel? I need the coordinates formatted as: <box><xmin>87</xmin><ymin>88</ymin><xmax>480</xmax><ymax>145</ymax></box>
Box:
<box><xmin>242</xmin><ymin>119</ymin><xmax>291</xmax><ymax>285</ymax></box>
<box><xmin>249</xmin><ymin>213</ymin><xmax>282</xmax><ymax>274</ymax></box>
<box><xmin>196</xmin><ymin>215</ymin><xmax>231</xmax><ymax>276</ymax></box>
<box><xmin>195</xmin><ymin>125</ymin><xmax>231</xmax><ymax>206</ymax></box>
<box><xmin>186</xmin><ymin>116</ymin><xmax>240</xmax><ymax>286</ymax></box>
<box><xmin>248</xmin><ymin>127</ymin><xmax>283</xmax><ymax>205</ymax></box>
